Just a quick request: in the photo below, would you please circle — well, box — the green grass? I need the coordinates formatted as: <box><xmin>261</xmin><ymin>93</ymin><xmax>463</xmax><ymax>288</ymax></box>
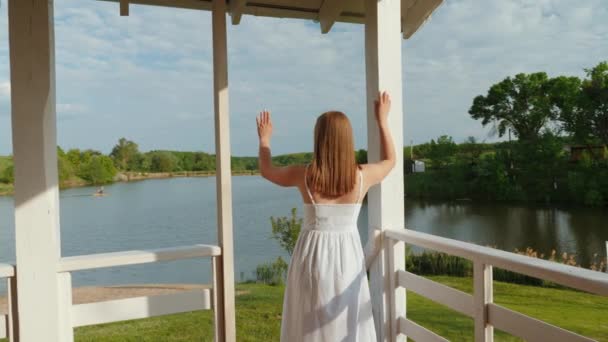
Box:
<box><xmin>2</xmin><ymin>277</ymin><xmax>606</xmax><ymax>341</ymax></box>
<box><xmin>407</xmin><ymin>276</ymin><xmax>608</xmax><ymax>341</ymax></box>
<box><xmin>72</xmin><ymin>283</ymin><xmax>283</xmax><ymax>342</ymax></box>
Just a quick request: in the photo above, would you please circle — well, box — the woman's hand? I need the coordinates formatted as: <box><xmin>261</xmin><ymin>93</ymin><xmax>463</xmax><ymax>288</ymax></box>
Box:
<box><xmin>374</xmin><ymin>91</ymin><xmax>391</xmax><ymax>126</ymax></box>
<box><xmin>256</xmin><ymin>110</ymin><xmax>273</xmax><ymax>147</ymax></box>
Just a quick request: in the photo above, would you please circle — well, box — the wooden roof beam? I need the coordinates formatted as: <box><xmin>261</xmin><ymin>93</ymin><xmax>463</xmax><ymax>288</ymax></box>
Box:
<box><xmin>402</xmin><ymin>0</ymin><xmax>442</xmax><ymax>39</ymax></box>
<box><xmin>120</xmin><ymin>0</ymin><xmax>129</xmax><ymax>16</ymax></box>
<box><xmin>319</xmin><ymin>0</ymin><xmax>345</xmax><ymax>34</ymax></box>
<box><xmin>230</xmin><ymin>0</ymin><xmax>247</xmax><ymax>25</ymax></box>
<box><xmin>98</xmin><ymin>0</ymin><xmax>212</xmax><ymax>12</ymax></box>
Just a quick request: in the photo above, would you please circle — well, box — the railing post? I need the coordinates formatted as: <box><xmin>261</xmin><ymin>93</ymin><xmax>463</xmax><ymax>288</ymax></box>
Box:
<box><xmin>364</xmin><ymin>0</ymin><xmax>406</xmax><ymax>341</ymax></box>
<box><xmin>7</xmin><ymin>276</ymin><xmax>19</xmax><ymax>342</ymax></box>
<box><xmin>211</xmin><ymin>256</ymin><xmax>224</xmax><ymax>342</ymax></box>
<box><xmin>212</xmin><ymin>1</ymin><xmax>236</xmax><ymax>340</ymax></box>
<box><xmin>474</xmin><ymin>262</ymin><xmax>493</xmax><ymax>342</ymax></box>
<box><xmin>385</xmin><ymin>237</ymin><xmax>400</xmax><ymax>338</ymax></box>
<box><xmin>57</xmin><ymin>273</ymin><xmax>74</xmax><ymax>342</ymax></box>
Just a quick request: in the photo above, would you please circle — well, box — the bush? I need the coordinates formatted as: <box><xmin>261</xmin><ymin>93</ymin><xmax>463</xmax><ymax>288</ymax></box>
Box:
<box><xmin>405</xmin><ymin>247</ymin><xmax>605</xmax><ymax>287</ymax></box>
<box><xmin>0</xmin><ymin>165</ymin><xmax>14</xmax><ymax>183</ymax></box>
<box><xmin>256</xmin><ymin>257</ymin><xmax>288</xmax><ymax>286</ymax></box>
<box><xmin>584</xmin><ymin>188</ymin><xmax>604</xmax><ymax>207</ymax></box>
<box><xmin>406</xmin><ymin>249</ymin><xmax>472</xmax><ymax>277</ymax></box>
<box><xmin>270</xmin><ymin>208</ymin><xmax>302</xmax><ymax>256</ymax></box>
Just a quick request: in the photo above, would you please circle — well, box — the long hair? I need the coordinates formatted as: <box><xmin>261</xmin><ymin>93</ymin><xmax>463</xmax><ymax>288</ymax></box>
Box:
<box><xmin>309</xmin><ymin>111</ymin><xmax>358</xmax><ymax>197</ymax></box>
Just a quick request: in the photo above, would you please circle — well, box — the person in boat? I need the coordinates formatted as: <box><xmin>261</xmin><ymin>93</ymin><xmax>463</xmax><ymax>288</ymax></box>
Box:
<box><xmin>96</xmin><ymin>186</ymin><xmax>104</xmax><ymax>195</ymax></box>
<box><xmin>256</xmin><ymin>91</ymin><xmax>394</xmax><ymax>341</ymax></box>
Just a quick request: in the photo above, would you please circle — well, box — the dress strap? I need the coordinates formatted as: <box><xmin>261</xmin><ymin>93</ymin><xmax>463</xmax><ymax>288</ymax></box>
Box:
<box><xmin>304</xmin><ymin>165</ymin><xmax>316</xmax><ymax>205</ymax></box>
<box><xmin>357</xmin><ymin>169</ymin><xmax>364</xmax><ymax>203</ymax></box>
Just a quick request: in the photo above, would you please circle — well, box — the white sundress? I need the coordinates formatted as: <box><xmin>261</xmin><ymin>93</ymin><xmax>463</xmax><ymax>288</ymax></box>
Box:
<box><xmin>280</xmin><ymin>168</ymin><xmax>377</xmax><ymax>342</ymax></box>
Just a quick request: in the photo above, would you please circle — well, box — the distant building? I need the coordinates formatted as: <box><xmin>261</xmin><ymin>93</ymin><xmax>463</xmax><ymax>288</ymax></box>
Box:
<box><xmin>564</xmin><ymin>145</ymin><xmax>607</xmax><ymax>162</ymax></box>
<box><xmin>412</xmin><ymin>160</ymin><xmax>425</xmax><ymax>173</ymax></box>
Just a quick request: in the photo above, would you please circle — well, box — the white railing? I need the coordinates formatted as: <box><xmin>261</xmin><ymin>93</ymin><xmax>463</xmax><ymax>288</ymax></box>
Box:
<box><xmin>0</xmin><ymin>263</ymin><xmax>16</xmax><ymax>341</ymax></box>
<box><xmin>384</xmin><ymin>229</ymin><xmax>608</xmax><ymax>342</ymax></box>
<box><xmin>55</xmin><ymin>244</ymin><xmax>222</xmax><ymax>340</ymax></box>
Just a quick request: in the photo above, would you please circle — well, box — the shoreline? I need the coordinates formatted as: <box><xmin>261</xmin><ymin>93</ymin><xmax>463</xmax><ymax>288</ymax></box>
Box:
<box><xmin>0</xmin><ymin>171</ymin><xmax>261</xmax><ymax>197</ymax></box>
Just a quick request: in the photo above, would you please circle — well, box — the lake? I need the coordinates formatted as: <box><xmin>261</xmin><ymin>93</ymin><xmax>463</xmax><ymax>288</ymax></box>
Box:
<box><xmin>1</xmin><ymin>176</ymin><xmax>607</xmax><ymax>294</ymax></box>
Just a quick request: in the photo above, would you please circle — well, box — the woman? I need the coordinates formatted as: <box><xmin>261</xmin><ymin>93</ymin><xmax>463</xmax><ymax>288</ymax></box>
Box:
<box><xmin>256</xmin><ymin>91</ymin><xmax>395</xmax><ymax>341</ymax></box>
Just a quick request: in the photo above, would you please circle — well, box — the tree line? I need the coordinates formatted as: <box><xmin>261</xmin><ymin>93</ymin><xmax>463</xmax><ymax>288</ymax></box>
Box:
<box><xmin>0</xmin><ymin>137</ymin><xmax>368</xmax><ymax>187</ymax></box>
<box><xmin>1</xmin><ymin>61</ymin><xmax>605</xmax><ymax>205</ymax></box>
<box><xmin>406</xmin><ymin>61</ymin><xmax>608</xmax><ymax>206</ymax></box>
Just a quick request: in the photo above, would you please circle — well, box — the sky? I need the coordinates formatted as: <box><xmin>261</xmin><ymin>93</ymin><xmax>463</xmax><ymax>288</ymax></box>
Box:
<box><xmin>0</xmin><ymin>0</ymin><xmax>607</xmax><ymax>156</ymax></box>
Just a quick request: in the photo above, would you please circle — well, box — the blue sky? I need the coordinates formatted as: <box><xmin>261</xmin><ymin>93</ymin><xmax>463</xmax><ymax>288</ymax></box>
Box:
<box><xmin>0</xmin><ymin>0</ymin><xmax>607</xmax><ymax>156</ymax></box>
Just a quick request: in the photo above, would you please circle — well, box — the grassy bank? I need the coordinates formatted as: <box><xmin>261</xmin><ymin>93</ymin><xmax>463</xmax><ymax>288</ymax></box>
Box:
<box><xmin>4</xmin><ymin>276</ymin><xmax>598</xmax><ymax>341</ymax></box>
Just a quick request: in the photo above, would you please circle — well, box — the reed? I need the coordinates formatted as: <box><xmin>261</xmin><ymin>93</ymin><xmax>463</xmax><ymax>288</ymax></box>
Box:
<box><xmin>406</xmin><ymin>246</ymin><xmax>606</xmax><ymax>287</ymax></box>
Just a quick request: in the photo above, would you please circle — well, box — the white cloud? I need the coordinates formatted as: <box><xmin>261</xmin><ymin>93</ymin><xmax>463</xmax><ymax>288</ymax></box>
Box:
<box><xmin>0</xmin><ymin>0</ymin><xmax>607</xmax><ymax>154</ymax></box>
<box><xmin>402</xmin><ymin>0</ymin><xmax>608</xmax><ymax>144</ymax></box>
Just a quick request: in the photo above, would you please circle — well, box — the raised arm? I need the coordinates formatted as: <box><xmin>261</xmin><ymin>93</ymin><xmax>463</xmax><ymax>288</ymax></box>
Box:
<box><xmin>362</xmin><ymin>91</ymin><xmax>396</xmax><ymax>186</ymax></box>
<box><xmin>256</xmin><ymin>110</ymin><xmax>301</xmax><ymax>187</ymax></box>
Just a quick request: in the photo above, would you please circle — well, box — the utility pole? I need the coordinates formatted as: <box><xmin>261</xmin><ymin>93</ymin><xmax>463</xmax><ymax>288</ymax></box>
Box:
<box><xmin>410</xmin><ymin>139</ymin><xmax>414</xmax><ymax>173</ymax></box>
<box><xmin>410</xmin><ymin>139</ymin><xmax>414</xmax><ymax>160</ymax></box>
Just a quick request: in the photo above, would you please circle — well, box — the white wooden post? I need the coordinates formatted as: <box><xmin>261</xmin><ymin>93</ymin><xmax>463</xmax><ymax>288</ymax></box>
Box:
<box><xmin>474</xmin><ymin>263</ymin><xmax>493</xmax><ymax>342</ymax></box>
<box><xmin>7</xmin><ymin>277</ymin><xmax>19</xmax><ymax>342</ymax></box>
<box><xmin>8</xmin><ymin>0</ymin><xmax>68</xmax><ymax>340</ymax></box>
<box><xmin>57</xmin><ymin>273</ymin><xmax>74</xmax><ymax>342</ymax></box>
<box><xmin>364</xmin><ymin>0</ymin><xmax>406</xmax><ymax>341</ymax></box>
<box><xmin>212</xmin><ymin>0</ymin><xmax>236</xmax><ymax>341</ymax></box>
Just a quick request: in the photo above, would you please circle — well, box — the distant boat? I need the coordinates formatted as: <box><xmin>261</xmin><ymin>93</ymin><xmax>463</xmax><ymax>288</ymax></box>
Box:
<box><xmin>94</xmin><ymin>186</ymin><xmax>107</xmax><ymax>197</ymax></box>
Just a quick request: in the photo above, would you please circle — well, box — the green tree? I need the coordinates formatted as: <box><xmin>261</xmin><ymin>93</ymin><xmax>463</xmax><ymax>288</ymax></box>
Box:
<box><xmin>428</xmin><ymin>135</ymin><xmax>457</xmax><ymax>169</ymax></box>
<box><xmin>270</xmin><ymin>208</ymin><xmax>302</xmax><ymax>256</ymax></box>
<box><xmin>547</xmin><ymin>76</ymin><xmax>587</xmax><ymax>142</ymax></box>
<box><xmin>57</xmin><ymin>147</ymin><xmax>75</xmax><ymax>182</ymax></box>
<box><xmin>148</xmin><ymin>151</ymin><xmax>178</xmax><ymax>172</ymax></box>
<box><xmin>193</xmin><ymin>152</ymin><xmax>215</xmax><ymax>171</ymax></box>
<box><xmin>356</xmin><ymin>149</ymin><xmax>367</xmax><ymax>164</ymax></box>
<box><xmin>581</xmin><ymin>61</ymin><xmax>608</xmax><ymax>145</ymax></box>
<box><xmin>110</xmin><ymin>138</ymin><xmax>141</xmax><ymax>171</ymax></box>
<box><xmin>80</xmin><ymin>155</ymin><xmax>117</xmax><ymax>184</ymax></box>
<box><xmin>469</xmin><ymin>72</ymin><xmax>554</xmax><ymax>141</ymax></box>
<box><xmin>66</xmin><ymin>149</ymin><xmax>83</xmax><ymax>171</ymax></box>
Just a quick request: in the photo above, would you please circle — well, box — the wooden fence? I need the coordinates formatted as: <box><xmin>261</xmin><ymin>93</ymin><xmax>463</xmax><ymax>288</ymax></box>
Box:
<box><xmin>0</xmin><ymin>245</ymin><xmax>222</xmax><ymax>342</ymax></box>
<box><xmin>384</xmin><ymin>229</ymin><xmax>608</xmax><ymax>342</ymax></box>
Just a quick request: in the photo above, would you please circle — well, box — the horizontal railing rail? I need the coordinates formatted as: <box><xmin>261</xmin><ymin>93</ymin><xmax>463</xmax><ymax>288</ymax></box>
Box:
<box><xmin>385</xmin><ymin>229</ymin><xmax>608</xmax><ymax>296</ymax></box>
<box><xmin>71</xmin><ymin>289</ymin><xmax>212</xmax><ymax>328</ymax></box>
<box><xmin>54</xmin><ymin>244</ymin><xmax>222</xmax><ymax>336</ymax></box>
<box><xmin>58</xmin><ymin>244</ymin><xmax>221</xmax><ymax>272</ymax></box>
<box><xmin>0</xmin><ymin>263</ymin><xmax>14</xmax><ymax>278</ymax></box>
<box><xmin>384</xmin><ymin>228</ymin><xmax>608</xmax><ymax>342</ymax></box>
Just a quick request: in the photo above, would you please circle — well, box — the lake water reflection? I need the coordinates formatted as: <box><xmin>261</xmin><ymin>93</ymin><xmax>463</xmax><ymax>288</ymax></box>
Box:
<box><xmin>0</xmin><ymin>176</ymin><xmax>606</xmax><ymax>293</ymax></box>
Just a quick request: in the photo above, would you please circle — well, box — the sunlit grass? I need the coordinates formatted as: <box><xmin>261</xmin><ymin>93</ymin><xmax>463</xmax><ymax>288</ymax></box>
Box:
<box><xmin>2</xmin><ymin>277</ymin><xmax>605</xmax><ymax>341</ymax></box>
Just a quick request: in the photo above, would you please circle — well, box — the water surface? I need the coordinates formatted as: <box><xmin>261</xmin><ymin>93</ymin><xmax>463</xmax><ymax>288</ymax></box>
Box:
<box><xmin>0</xmin><ymin>176</ymin><xmax>606</xmax><ymax>293</ymax></box>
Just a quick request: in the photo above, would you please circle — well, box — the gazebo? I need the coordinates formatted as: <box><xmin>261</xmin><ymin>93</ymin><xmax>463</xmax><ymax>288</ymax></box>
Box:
<box><xmin>2</xmin><ymin>1</ymin><xmax>607</xmax><ymax>342</ymax></box>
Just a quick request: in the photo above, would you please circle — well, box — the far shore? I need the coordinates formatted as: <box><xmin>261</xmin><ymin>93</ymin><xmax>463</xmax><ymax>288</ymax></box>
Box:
<box><xmin>0</xmin><ymin>170</ymin><xmax>261</xmax><ymax>197</ymax></box>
